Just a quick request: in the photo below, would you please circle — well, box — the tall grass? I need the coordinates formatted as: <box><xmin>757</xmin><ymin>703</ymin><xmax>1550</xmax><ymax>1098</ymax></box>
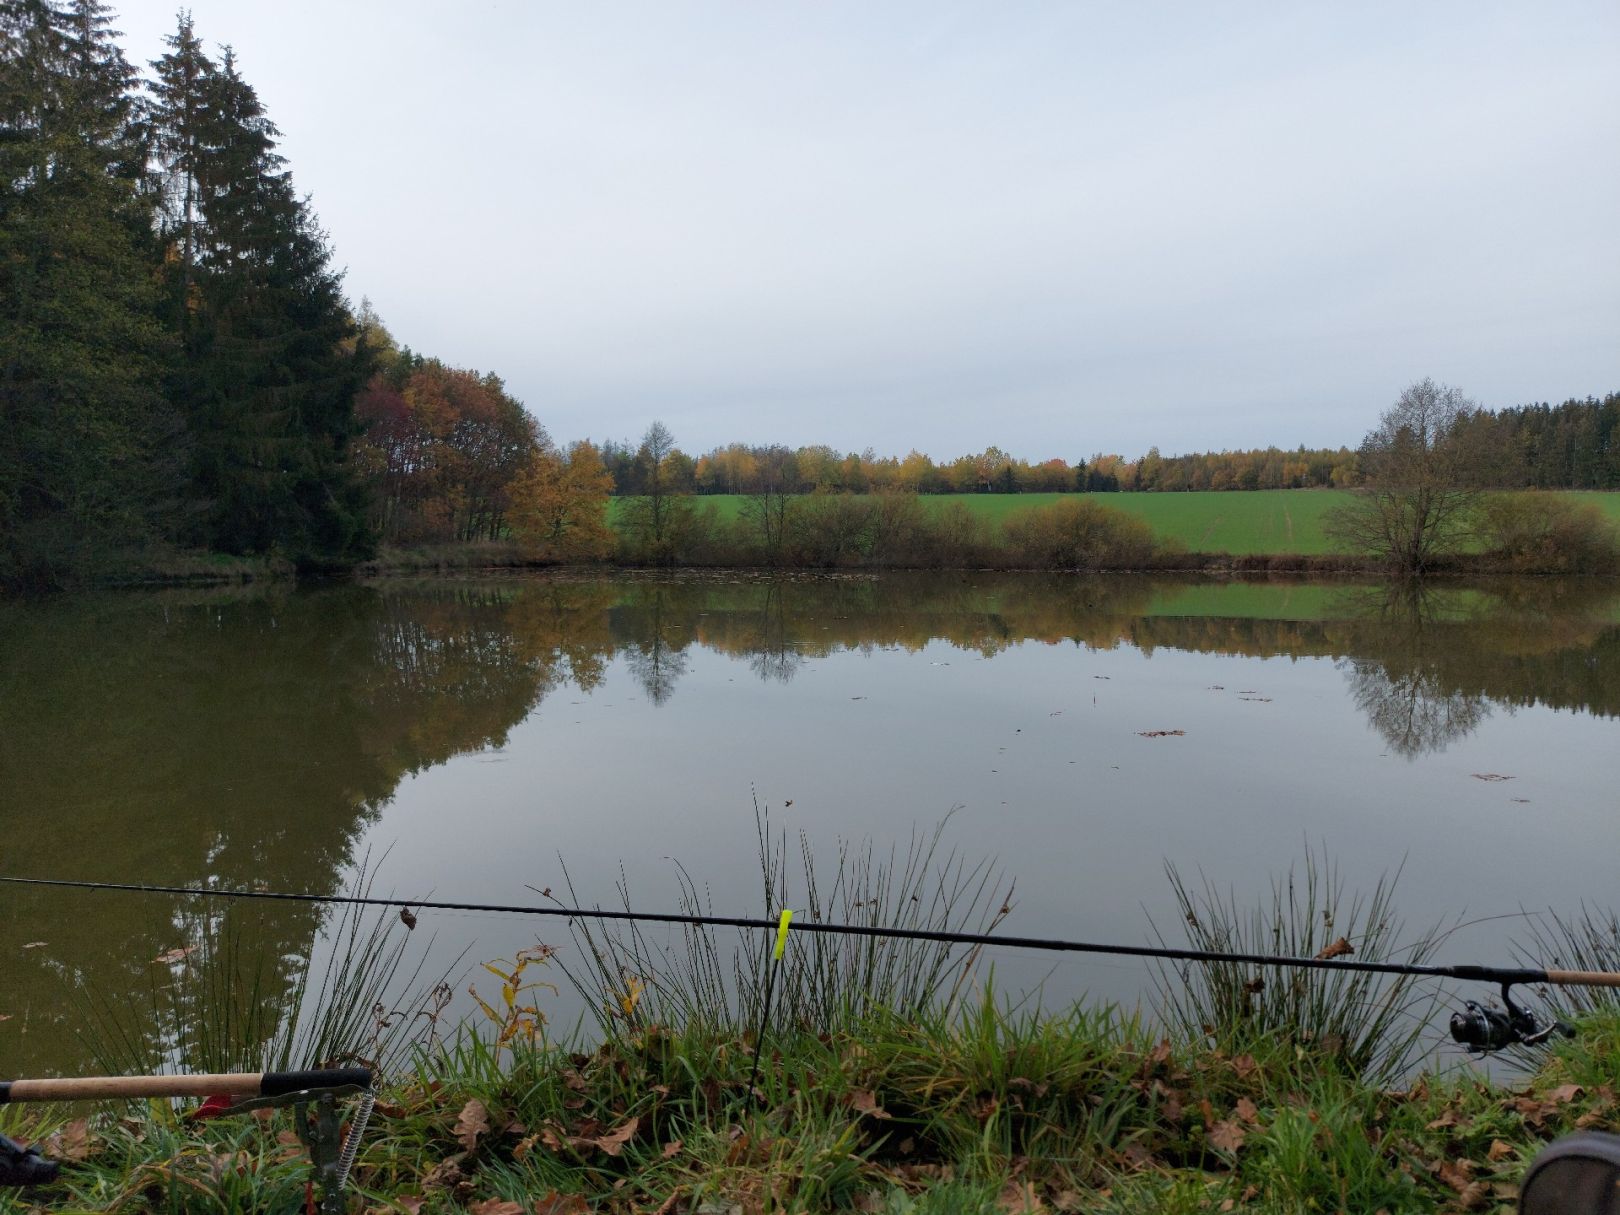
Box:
<box><xmin>546</xmin><ymin>805</ymin><xmax>1014</xmax><ymax>1037</ymax></box>
<box><xmin>1514</xmin><ymin>904</ymin><xmax>1620</xmax><ymax>1018</ymax></box>
<box><xmin>1148</xmin><ymin>851</ymin><xmax>1447</xmax><ymax>1082</ymax></box>
<box><xmin>76</xmin><ymin>868</ymin><xmax>453</xmax><ymax>1079</ymax></box>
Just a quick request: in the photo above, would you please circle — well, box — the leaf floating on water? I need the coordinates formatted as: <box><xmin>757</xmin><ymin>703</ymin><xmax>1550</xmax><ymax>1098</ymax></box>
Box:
<box><xmin>153</xmin><ymin>946</ymin><xmax>197</xmax><ymax>964</ymax></box>
<box><xmin>1472</xmin><ymin>773</ymin><xmax>1514</xmax><ymax>781</ymax></box>
<box><xmin>1137</xmin><ymin>730</ymin><xmax>1185</xmax><ymax>738</ymax></box>
<box><xmin>1315</xmin><ymin>937</ymin><xmax>1355</xmax><ymax>961</ymax></box>
<box><xmin>21</xmin><ymin>942</ymin><xmax>46</xmax><ymax>950</ymax></box>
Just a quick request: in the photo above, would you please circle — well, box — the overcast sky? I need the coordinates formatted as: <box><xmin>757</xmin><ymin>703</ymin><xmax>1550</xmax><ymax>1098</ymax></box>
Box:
<box><xmin>111</xmin><ymin>2</ymin><xmax>1619</xmax><ymax>459</ymax></box>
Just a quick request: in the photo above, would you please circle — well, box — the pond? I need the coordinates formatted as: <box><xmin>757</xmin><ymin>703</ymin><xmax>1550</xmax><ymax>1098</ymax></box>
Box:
<box><xmin>2</xmin><ymin>572</ymin><xmax>1617</xmax><ymax>1076</ymax></box>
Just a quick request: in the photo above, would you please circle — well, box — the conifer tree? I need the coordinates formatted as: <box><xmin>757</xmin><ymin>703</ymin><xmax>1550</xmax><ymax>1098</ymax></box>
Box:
<box><xmin>150</xmin><ymin>32</ymin><xmax>372</xmax><ymax>562</ymax></box>
<box><xmin>0</xmin><ymin>0</ymin><xmax>179</xmax><ymax>589</ymax></box>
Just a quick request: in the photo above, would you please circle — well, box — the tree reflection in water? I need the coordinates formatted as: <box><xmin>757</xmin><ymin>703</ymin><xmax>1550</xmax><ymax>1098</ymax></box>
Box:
<box><xmin>2</xmin><ymin>572</ymin><xmax>1614</xmax><ymax>1074</ymax></box>
<box><xmin>1336</xmin><ymin>583</ymin><xmax>1492</xmax><ymax>758</ymax></box>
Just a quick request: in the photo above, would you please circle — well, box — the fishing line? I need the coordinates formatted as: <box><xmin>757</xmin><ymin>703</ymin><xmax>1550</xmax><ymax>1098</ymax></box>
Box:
<box><xmin>0</xmin><ymin>873</ymin><xmax>1561</xmax><ymax>985</ymax></box>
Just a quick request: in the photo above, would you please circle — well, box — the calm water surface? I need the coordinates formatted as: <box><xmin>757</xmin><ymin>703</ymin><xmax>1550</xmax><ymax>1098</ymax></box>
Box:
<box><xmin>2</xmin><ymin>572</ymin><xmax>1617</xmax><ymax>1073</ymax></box>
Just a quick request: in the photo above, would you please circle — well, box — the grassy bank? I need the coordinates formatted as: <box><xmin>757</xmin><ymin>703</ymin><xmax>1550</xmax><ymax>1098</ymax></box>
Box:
<box><xmin>3</xmin><ymin>1006</ymin><xmax>1616</xmax><ymax>1213</ymax></box>
<box><xmin>5</xmin><ymin>840</ymin><xmax>1619</xmax><ymax>1212</ymax></box>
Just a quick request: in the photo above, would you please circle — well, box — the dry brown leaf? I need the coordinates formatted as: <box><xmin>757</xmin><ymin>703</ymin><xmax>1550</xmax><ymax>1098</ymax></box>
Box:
<box><xmin>469</xmin><ymin>1202</ymin><xmax>524</xmax><ymax>1215</ymax></box>
<box><xmin>55</xmin><ymin>1119</ymin><xmax>92</xmax><ymax>1162</ymax></box>
<box><xmin>391</xmin><ymin>1201</ymin><xmax>425</xmax><ymax>1215</ymax></box>
<box><xmin>849</xmin><ymin>1090</ymin><xmax>892</xmax><ymax>1120</ymax></box>
<box><xmin>1486</xmin><ymin>1139</ymin><xmax>1514</xmax><ymax>1162</ymax></box>
<box><xmin>1434</xmin><ymin>1157</ymin><xmax>1480</xmax><ymax>1198</ymax></box>
<box><xmin>1231</xmin><ymin>1053</ymin><xmax>1257</xmax><ymax>1079</ymax></box>
<box><xmin>1548</xmin><ymin>1083</ymin><xmax>1584</xmax><ymax>1104</ymax></box>
<box><xmin>454</xmin><ymin>1099</ymin><xmax>491</xmax><ymax>1154</ymax></box>
<box><xmin>1207</xmin><ymin>1119</ymin><xmax>1247</xmax><ymax>1153</ymax></box>
<box><xmin>1314</xmin><ymin>937</ymin><xmax>1355</xmax><ymax>961</ymax></box>
<box><xmin>421</xmin><ymin>1156</ymin><xmax>465</xmax><ymax>1190</ymax></box>
<box><xmin>1234</xmin><ymin>1097</ymin><xmax>1260</xmax><ymax>1125</ymax></box>
<box><xmin>661</xmin><ymin>1138</ymin><xmax>683</xmax><ymax>1159</ymax></box>
<box><xmin>531</xmin><ymin>1194</ymin><xmax>590</xmax><ymax>1215</ymax></box>
<box><xmin>588</xmin><ymin>1115</ymin><xmax>639</xmax><ymax>1157</ymax></box>
<box><xmin>997</xmin><ymin>1179</ymin><xmax>1044</xmax><ymax>1213</ymax></box>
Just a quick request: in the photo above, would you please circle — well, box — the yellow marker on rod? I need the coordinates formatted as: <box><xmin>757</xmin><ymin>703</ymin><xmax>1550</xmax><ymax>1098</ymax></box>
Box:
<box><xmin>747</xmin><ymin>908</ymin><xmax>794</xmax><ymax>1102</ymax></box>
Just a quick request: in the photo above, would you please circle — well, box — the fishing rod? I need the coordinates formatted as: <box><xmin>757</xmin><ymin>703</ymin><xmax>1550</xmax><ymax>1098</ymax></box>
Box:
<box><xmin>0</xmin><ymin>1067</ymin><xmax>372</xmax><ymax>1210</ymax></box>
<box><xmin>4</xmin><ymin>874</ymin><xmax>1618</xmax><ymax>1055</ymax></box>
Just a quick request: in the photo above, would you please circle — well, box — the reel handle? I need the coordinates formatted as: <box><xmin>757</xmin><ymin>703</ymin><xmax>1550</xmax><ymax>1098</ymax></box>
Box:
<box><xmin>1545</xmin><ymin>969</ymin><xmax>1620</xmax><ymax>988</ymax></box>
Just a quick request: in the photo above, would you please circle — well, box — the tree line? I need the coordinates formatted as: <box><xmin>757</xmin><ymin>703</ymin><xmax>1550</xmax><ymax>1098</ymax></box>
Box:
<box><xmin>600</xmin><ymin>391</ymin><xmax>1618</xmax><ymax>500</ymax></box>
<box><xmin>599</xmin><ymin>439</ymin><xmax>1361</xmax><ymax>497</ymax></box>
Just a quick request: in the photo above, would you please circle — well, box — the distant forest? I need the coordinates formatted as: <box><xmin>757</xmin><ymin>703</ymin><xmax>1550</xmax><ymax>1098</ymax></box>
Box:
<box><xmin>600</xmin><ymin>392</ymin><xmax>1620</xmax><ymax>498</ymax></box>
<box><xmin>2</xmin><ymin>4</ymin><xmax>1616</xmax><ymax>591</ymax></box>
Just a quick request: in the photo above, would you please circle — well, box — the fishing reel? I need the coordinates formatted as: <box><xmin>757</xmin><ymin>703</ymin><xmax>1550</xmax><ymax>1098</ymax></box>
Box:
<box><xmin>1450</xmin><ymin>983</ymin><xmax>1574</xmax><ymax>1055</ymax></box>
<box><xmin>0</xmin><ymin>1132</ymin><xmax>58</xmax><ymax>1187</ymax></box>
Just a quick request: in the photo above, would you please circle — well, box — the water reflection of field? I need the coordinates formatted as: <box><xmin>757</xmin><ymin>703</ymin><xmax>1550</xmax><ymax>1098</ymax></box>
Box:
<box><xmin>1</xmin><ymin>573</ymin><xmax>1615</xmax><ymax>1075</ymax></box>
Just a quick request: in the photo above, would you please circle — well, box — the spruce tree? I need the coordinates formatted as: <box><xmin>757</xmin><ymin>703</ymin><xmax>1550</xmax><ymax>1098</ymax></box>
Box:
<box><xmin>154</xmin><ymin>35</ymin><xmax>372</xmax><ymax>562</ymax></box>
<box><xmin>0</xmin><ymin>0</ymin><xmax>179</xmax><ymax>589</ymax></box>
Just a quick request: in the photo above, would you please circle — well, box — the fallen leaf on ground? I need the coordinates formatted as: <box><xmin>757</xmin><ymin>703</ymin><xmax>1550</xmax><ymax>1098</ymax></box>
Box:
<box><xmin>661</xmin><ymin>1139</ymin><xmax>683</xmax><ymax>1159</ymax></box>
<box><xmin>49</xmin><ymin>1119</ymin><xmax>92</xmax><ymax>1161</ymax></box>
<box><xmin>421</xmin><ymin>1157</ymin><xmax>465</xmax><ymax>1190</ymax></box>
<box><xmin>468</xmin><ymin>1201</ymin><xmax>524</xmax><ymax>1215</ymax></box>
<box><xmin>848</xmin><ymin>1090</ymin><xmax>892</xmax><ymax>1119</ymax></box>
<box><xmin>532</xmin><ymin>1194</ymin><xmax>590</xmax><ymax>1215</ymax></box>
<box><xmin>1234</xmin><ymin>1097</ymin><xmax>1260</xmax><ymax>1125</ymax></box>
<box><xmin>1548</xmin><ymin>1083</ymin><xmax>1585</xmax><ymax>1104</ymax></box>
<box><xmin>1487</xmin><ymin>1139</ymin><xmax>1514</xmax><ymax>1162</ymax></box>
<box><xmin>587</xmin><ymin>1116</ymin><xmax>639</xmax><ymax>1157</ymax></box>
<box><xmin>454</xmin><ymin>1099</ymin><xmax>491</xmax><ymax>1154</ymax></box>
<box><xmin>1207</xmin><ymin>1120</ymin><xmax>1247</xmax><ymax>1153</ymax></box>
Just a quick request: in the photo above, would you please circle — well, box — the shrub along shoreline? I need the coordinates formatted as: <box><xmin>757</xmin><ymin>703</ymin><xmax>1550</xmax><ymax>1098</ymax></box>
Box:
<box><xmin>12</xmin><ymin>490</ymin><xmax>1620</xmax><ymax>592</ymax></box>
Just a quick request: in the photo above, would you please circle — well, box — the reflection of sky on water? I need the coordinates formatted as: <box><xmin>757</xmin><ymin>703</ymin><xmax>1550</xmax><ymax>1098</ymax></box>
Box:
<box><xmin>367</xmin><ymin>623</ymin><xmax>1620</xmax><ymax>1033</ymax></box>
<box><xmin>4</xmin><ymin>574</ymin><xmax>1616</xmax><ymax>1074</ymax></box>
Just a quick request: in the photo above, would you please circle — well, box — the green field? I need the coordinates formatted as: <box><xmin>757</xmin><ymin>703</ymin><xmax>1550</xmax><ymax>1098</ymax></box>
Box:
<box><xmin>612</xmin><ymin>490</ymin><xmax>1620</xmax><ymax>556</ymax></box>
